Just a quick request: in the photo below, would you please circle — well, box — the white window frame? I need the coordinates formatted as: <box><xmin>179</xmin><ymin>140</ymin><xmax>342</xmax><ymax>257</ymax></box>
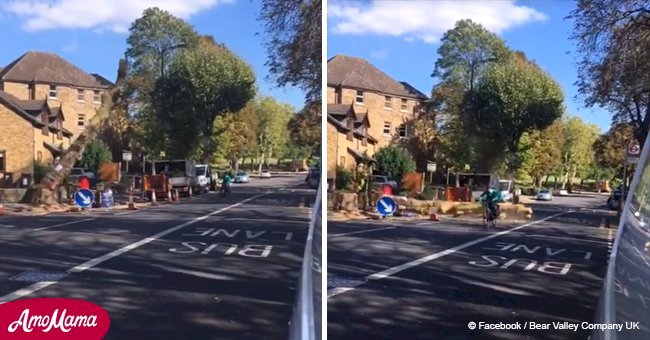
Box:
<box><xmin>384</xmin><ymin>96</ymin><xmax>392</xmax><ymax>110</ymax></box>
<box><xmin>93</xmin><ymin>90</ymin><xmax>101</xmax><ymax>103</ymax></box>
<box><xmin>49</xmin><ymin>85</ymin><xmax>57</xmax><ymax>99</ymax></box>
<box><xmin>355</xmin><ymin>90</ymin><xmax>364</xmax><ymax>105</ymax></box>
<box><xmin>400</xmin><ymin>98</ymin><xmax>408</xmax><ymax>112</ymax></box>
<box><xmin>77</xmin><ymin>89</ymin><xmax>85</xmax><ymax>102</ymax></box>
<box><xmin>383</xmin><ymin>122</ymin><xmax>391</xmax><ymax>136</ymax></box>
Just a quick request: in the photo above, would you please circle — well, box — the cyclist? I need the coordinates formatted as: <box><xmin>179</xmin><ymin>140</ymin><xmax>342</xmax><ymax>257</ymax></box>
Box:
<box><xmin>479</xmin><ymin>186</ymin><xmax>502</xmax><ymax>220</ymax></box>
<box><xmin>221</xmin><ymin>171</ymin><xmax>232</xmax><ymax>194</ymax></box>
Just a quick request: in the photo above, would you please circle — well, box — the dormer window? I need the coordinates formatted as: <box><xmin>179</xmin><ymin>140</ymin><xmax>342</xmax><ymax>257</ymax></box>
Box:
<box><xmin>49</xmin><ymin>85</ymin><xmax>57</xmax><ymax>99</ymax></box>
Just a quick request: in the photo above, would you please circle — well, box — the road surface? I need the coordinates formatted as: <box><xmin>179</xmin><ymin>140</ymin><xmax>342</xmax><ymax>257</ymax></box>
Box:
<box><xmin>328</xmin><ymin>193</ymin><xmax>616</xmax><ymax>339</ymax></box>
<box><xmin>0</xmin><ymin>174</ymin><xmax>316</xmax><ymax>340</ymax></box>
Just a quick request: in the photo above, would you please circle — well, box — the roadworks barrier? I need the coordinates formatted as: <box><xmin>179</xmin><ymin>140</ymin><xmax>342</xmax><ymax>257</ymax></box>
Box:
<box><xmin>392</xmin><ymin>197</ymin><xmax>533</xmax><ymax>220</ymax></box>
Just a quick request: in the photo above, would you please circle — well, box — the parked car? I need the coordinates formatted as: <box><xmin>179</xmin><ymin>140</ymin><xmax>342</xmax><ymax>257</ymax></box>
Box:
<box><xmin>607</xmin><ymin>189</ymin><xmax>627</xmax><ymax>210</ymax></box>
<box><xmin>260</xmin><ymin>170</ymin><xmax>272</xmax><ymax>179</ymax></box>
<box><xmin>371</xmin><ymin>175</ymin><xmax>399</xmax><ymax>191</ymax></box>
<box><xmin>554</xmin><ymin>189</ymin><xmax>569</xmax><ymax>196</ymax></box>
<box><xmin>536</xmin><ymin>188</ymin><xmax>553</xmax><ymax>201</ymax></box>
<box><xmin>234</xmin><ymin>171</ymin><xmax>249</xmax><ymax>183</ymax></box>
<box><xmin>70</xmin><ymin>167</ymin><xmax>95</xmax><ymax>179</ymax></box>
<box><xmin>307</xmin><ymin>167</ymin><xmax>320</xmax><ymax>189</ymax></box>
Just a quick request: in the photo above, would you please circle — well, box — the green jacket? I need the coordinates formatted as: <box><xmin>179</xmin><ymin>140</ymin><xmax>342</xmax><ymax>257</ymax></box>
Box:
<box><xmin>479</xmin><ymin>189</ymin><xmax>502</xmax><ymax>203</ymax></box>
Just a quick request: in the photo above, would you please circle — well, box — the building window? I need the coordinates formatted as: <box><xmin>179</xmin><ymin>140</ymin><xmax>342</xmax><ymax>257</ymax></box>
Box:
<box><xmin>383</xmin><ymin>122</ymin><xmax>391</xmax><ymax>136</ymax></box>
<box><xmin>339</xmin><ymin>156</ymin><xmax>346</xmax><ymax>166</ymax></box>
<box><xmin>37</xmin><ymin>151</ymin><xmax>43</xmax><ymax>162</ymax></box>
<box><xmin>384</xmin><ymin>96</ymin><xmax>392</xmax><ymax>109</ymax></box>
<box><xmin>77</xmin><ymin>89</ymin><xmax>85</xmax><ymax>102</ymax></box>
<box><xmin>355</xmin><ymin>90</ymin><xmax>364</xmax><ymax>104</ymax></box>
<box><xmin>49</xmin><ymin>85</ymin><xmax>57</xmax><ymax>99</ymax></box>
<box><xmin>399</xmin><ymin>124</ymin><xmax>408</xmax><ymax>138</ymax></box>
<box><xmin>335</xmin><ymin>87</ymin><xmax>342</xmax><ymax>104</ymax></box>
<box><xmin>78</xmin><ymin>113</ymin><xmax>86</xmax><ymax>129</ymax></box>
<box><xmin>0</xmin><ymin>150</ymin><xmax>5</xmax><ymax>171</ymax></box>
<box><xmin>93</xmin><ymin>90</ymin><xmax>101</xmax><ymax>103</ymax></box>
<box><xmin>401</xmin><ymin>98</ymin><xmax>408</xmax><ymax>111</ymax></box>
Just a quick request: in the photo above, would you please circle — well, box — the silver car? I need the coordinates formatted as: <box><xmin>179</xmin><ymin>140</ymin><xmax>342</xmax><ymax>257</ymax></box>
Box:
<box><xmin>234</xmin><ymin>171</ymin><xmax>249</xmax><ymax>183</ymax></box>
<box><xmin>536</xmin><ymin>188</ymin><xmax>552</xmax><ymax>201</ymax></box>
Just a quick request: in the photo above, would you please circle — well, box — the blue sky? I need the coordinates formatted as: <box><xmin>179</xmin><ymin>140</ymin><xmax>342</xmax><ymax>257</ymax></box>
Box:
<box><xmin>0</xmin><ymin>0</ymin><xmax>305</xmax><ymax>110</ymax></box>
<box><xmin>328</xmin><ymin>0</ymin><xmax>611</xmax><ymax>132</ymax></box>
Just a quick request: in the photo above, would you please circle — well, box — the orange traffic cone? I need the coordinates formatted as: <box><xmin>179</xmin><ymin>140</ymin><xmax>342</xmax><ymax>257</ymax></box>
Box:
<box><xmin>151</xmin><ymin>190</ymin><xmax>158</xmax><ymax>206</ymax></box>
<box><xmin>0</xmin><ymin>202</ymin><xmax>5</xmax><ymax>216</ymax></box>
<box><xmin>174</xmin><ymin>189</ymin><xmax>180</xmax><ymax>203</ymax></box>
<box><xmin>167</xmin><ymin>189</ymin><xmax>173</xmax><ymax>203</ymax></box>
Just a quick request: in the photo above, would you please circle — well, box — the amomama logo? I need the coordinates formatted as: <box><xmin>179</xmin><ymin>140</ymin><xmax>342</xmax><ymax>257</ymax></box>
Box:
<box><xmin>0</xmin><ymin>298</ymin><xmax>110</xmax><ymax>339</ymax></box>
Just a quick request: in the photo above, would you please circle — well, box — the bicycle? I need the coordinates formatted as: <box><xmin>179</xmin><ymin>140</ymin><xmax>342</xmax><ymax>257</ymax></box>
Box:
<box><xmin>482</xmin><ymin>201</ymin><xmax>497</xmax><ymax>229</ymax></box>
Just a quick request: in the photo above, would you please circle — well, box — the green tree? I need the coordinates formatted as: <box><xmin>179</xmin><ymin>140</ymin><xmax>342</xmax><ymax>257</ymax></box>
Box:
<box><xmin>154</xmin><ymin>38</ymin><xmax>256</xmax><ymax>161</ymax></box>
<box><xmin>518</xmin><ymin>120</ymin><xmax>565</xmax><ymax>187</ymax></box>
<box><xmin>429</xmin><ymin>20</ymin><xmax>511</xmax><ymax>172</ymax></box>
<box><xmin>213</xmin><ymin>103</ymin><xmax>260</xmax><ymax>170</ymax></box>
<box><xmin>78</xmin><ymin>140</ymin><xmax>113</xmax><ymax>173</ymax></box>
<box><xmin>255</xmin><ymin>97</ymin><xmax>294</xmax><ymax>169</ymax></box>
<box><xmin>594</xmin><ymin>123</ymin><xmax>637</xmax><ymax>176</ymax></box>
<box><xmin>259</xmin><ymin>0</ymin><xmax>322</xmax><ymax>102</ymax></box>
<box><xmin>374</xmin><ymin>146</ymin><xmax>416</xmax><ymax>180</ymax></box>
<box><xmin>470</xmin><ymin>53</ymin><xmax>565</xmax><ymax>177</ymax></box>
<box><xmin>560</xmin><ymin>116</ymin><xmax>601</xmax><ymax>188</ymax></box>
<box><xmin>288</xmin><ymin>102</ymin><xmax>321</xmax><ymax>159</ymax></box>
<box><xmin>568</xmin><ymin>0</ymin><xmax>650</xmax><ymax>145</ymax></box>
<box><xmin>125</xmin><ymin>8</ymin><xmax>201</xmax><ymax>161</ymax></box>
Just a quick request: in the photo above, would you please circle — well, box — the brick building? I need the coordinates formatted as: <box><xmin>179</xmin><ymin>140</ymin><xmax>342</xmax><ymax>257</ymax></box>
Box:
<box><xmin>0</xmin><ymin>51</ymin><xmax>110</xmax><ymax>187</ymax></box>
<box><xmin>326</xmin><ymin>54</ymin><xmax>427</xmax><ymax>182</ymax></box>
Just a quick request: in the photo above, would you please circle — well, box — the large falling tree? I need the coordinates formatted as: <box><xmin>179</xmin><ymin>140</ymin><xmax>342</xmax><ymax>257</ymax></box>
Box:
<box><xmin>35</xmin><ymin>60</ymin><xmax>128</xmax><ymax>205</ymax></box>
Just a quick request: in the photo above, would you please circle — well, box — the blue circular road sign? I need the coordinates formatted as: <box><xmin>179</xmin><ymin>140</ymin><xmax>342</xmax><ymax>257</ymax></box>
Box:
<box><xmin>376</xmin><ymin>196</ymin><xmax>397</xmax><ymax>216</ymax></box>
<box><xmin>74</xmin><ymin>189</ymin><xmax>94</xmax><ymax>208</ymax></box>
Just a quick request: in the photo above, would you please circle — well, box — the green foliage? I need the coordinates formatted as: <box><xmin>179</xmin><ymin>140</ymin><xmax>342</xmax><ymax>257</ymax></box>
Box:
<box><xmin>259</xmin><ymin>0</ymin><xmax>322</xmax><ymax>101</ymax></box>
<box><xmin>594</xmin><ymin>123</ymin><xmax>636</xmax><ymax>176</ymax></box>
<box><xmin>561</xmin><ymin>116</ymin><xmax>600</xmax><ymax>180</ymax></box>
<box><xmin>78</xmin><ymin>140</ymin><xmax>113</xmax><ymax>173</ymax></box>
<box><xmin>470</xmin><ymin>53</ymin><xmax>565</xmax><ymax>174</ymax></box>
<box><xmin>288</xmin><ymin>102</ymin><xmax>321</xmax><ymax>158</ymax></box>
<box><xmin>33</xmin><ymin>161</ymin><xmax>53</xmax><ymax>183</ymax></box>
<box><xmin>154</xmin><ymin>38</ymin><xmax>256</xmax><ymax>160</ymax></box>
<box><xmin>256</xmin><ymin>96</ymin><xmax>294</xmax><ymax>164</ymax></box>
<box><xmin>335</xmin><ymin>165</ymin><xmax>354</xmax><ymax>190</ymax></box>
<box><xmin>374</xmin><ymin>146</ymin><xmax>416</xmax><ymax>180</ymax></box>
<box><xmin>517</xmin><ymin>120</ymin><xmax>565</xmax><ymax>186</ymax></box>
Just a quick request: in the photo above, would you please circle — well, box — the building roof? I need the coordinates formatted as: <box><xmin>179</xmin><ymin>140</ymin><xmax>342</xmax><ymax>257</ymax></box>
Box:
<box><xmin>0</xmin><ymin>90</ymin><xmax>44</xmax><ymax>127</ymax></box>
<box><xmin>0</xmin><ymin>51</ymin><xmax>109</xmax><ymax>89</ymax></box>
<box><xmin>91</xmin><ymin>73</ymin><xmax>114</xmax><ymax>87</ymax></box>
<box><xmin>327</xmin><ymin>103</ymin><xmax>350</xmax><ymax>116</ymax></box>
<box><xmin>347</xmin><ymin>147</ymin><xmax>375</xmax><ymax>163</ymax></box>
<box><xmin>15</xmin><ymin>99</ymin><xmax>46</xmax><ymax>113</ymax></box>
<box><xmin>327</xmin><ymin>55</ymin><xmax>427</xmax><ymax>100</ymax></box>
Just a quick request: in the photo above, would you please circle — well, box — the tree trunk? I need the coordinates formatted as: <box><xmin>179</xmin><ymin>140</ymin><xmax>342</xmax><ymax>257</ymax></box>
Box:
<box><xmin>544</xmin><ymin>174</ymin><xmax>550</xmax><ymax>187</ymax></box>
<box><xmin>34</xmin><ymin>60</ymin><xmax>126</xmax><ymax>206</ymax></box>
<box><xmin>231</xmin><ymin>156</ymin><xmax>239</xmax><ymax>172</ymax></box>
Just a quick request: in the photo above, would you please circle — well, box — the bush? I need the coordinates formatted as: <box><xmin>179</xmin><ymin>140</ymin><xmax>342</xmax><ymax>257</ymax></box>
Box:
<box><xmin>78</xmin><ymin>140</ymin><xmax>112</xmax><ymax>174</ymax></box>
<box><xmin>374</xmin><ymin>146</ymin><xmax>416</xmax><ymax>180</ymax></box>
<box><xmin>335</xmin><ymin>166</ymin><xmax>354</xmax><ymax>190</ymax></box>
<box><xmin>33</xmin><ymin>161</ymin><xmax>53</xmax><ymax>183</ymax></box>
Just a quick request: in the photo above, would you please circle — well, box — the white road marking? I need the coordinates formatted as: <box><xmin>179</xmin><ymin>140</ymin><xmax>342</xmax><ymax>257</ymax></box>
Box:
<box><xmin>329</xmin><ymin>226</ymin><xmax>396</xmax><ymax>238</ymax></box>
<box><xmin>327</xmin><ymin>210</ymin><xmax>573</xmax><ymax>298</ymax></box>
<box><xmin>32</xmin><ymin>218</ymin><xmax>96</xmax><ymax>232</ymax></box>
<box><xmin>0</xmin><ymin>192</ymin><xmax>272</xmax><ymax>305</ymax></box>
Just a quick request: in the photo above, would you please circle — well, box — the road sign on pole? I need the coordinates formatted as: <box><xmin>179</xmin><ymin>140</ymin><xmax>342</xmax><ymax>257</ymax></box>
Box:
<box><xmin>74</xmin><ymin>189</ymin><xmax>94</xmax><ymax>208</ymax></box>
<box><xmin>627</xmin><ymin>143</ymin><xmax>640</xmax><ymax>164</ymax></box>
<box><xmin>376</xmin><ymin>196</ymin><xmax>397</xmax><ymax>217</ymax></box>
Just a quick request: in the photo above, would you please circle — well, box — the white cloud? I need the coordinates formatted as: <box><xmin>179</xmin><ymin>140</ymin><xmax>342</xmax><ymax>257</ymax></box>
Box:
<box><xmin>2</xmin><ymin>0</ymin><xmax>235</xmax><ymax>33</ymax></box>
<box><xmin>329</xmin><ymin>0</ymin><xmax>547</xmax><ymax>43</ymax></box>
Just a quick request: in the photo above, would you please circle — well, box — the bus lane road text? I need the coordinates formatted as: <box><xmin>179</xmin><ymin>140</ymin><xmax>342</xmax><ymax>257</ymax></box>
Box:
<box><xmin>168</xmin><ymin>227</ymin><xmax>295</xmax><ymax>258</ymax></box>
<box><xmin>468</xmin><ymin>242</ymin><xmax>601</xmax><ymax>275</ymax></box>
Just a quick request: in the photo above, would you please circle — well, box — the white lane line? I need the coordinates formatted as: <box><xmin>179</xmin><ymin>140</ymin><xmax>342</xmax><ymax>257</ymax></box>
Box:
<box><xmin>0</xmin><ymin>191</ymin><xmax>271</xmax><ymax>305</ymax></box>
<box><xmin>329</xmin><ymin>226</ymin><xmax>396</xmax><ymax>238</ymax></box>
<box><xmin>32</xmin><ymin>218</ymin><xmax>96</xmax><ymax>232</ymax></box>
<box><xmin>327</xmin><ymin>210</ymin><xmax>572</xmax><ymax>298</ymax></box>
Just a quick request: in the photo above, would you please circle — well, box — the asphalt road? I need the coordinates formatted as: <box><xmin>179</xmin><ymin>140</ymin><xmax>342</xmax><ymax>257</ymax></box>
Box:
<box><xmin>0</xmin><ymin>174</ymin><xmax>316</xmax><ymax>340</ymax></box>
<box><xmin>328</xmin><ymin>193</ymin><xmax>618</xmax><ymax>340</ymax></box>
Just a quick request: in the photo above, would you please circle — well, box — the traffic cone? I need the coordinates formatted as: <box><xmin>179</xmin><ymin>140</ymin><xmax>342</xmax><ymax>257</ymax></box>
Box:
<box><xmin>0</xmin><ymin>202</ymin><xmax>4</xmax><ymax>216</ymax></box>
<box><xmin>151</xmin><ymin>190</ymin><xmax>158</xmax><ymax>206</ymax></box>
<box><xmin>430</xmin><ymin>213</ymin><xmax>439</xmax><ymax>222</ymax></box>
<box><xmin>174</xmin><ymin>189</ymin><xmax>180</xmax><ymax>203</ymax></box>
<box><xmin>167</xmin><ymin>188</ymin><xmax>173</xmax><ymax>203</ymax></box>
